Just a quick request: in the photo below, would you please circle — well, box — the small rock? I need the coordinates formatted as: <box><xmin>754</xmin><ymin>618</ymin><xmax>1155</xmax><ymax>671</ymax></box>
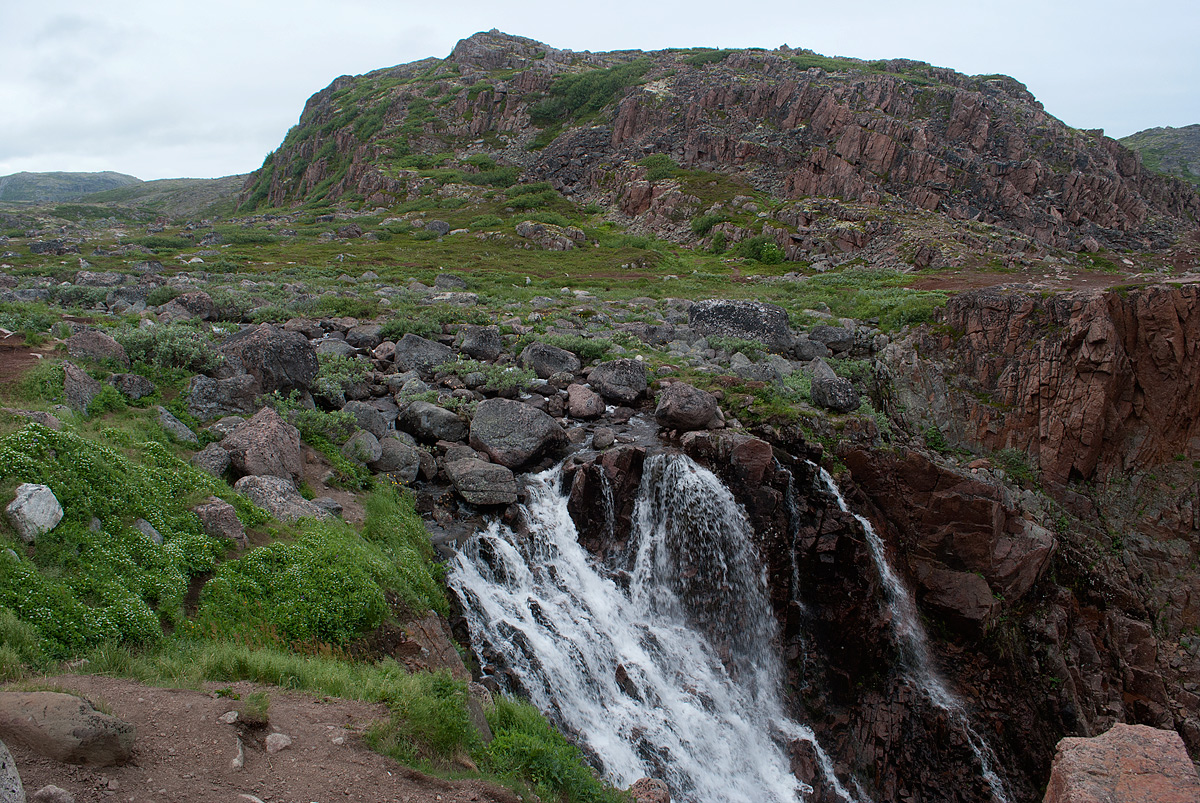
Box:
<box><xmin>5</xmin><ymin>484</ymin><xmax>63</xmax><ymax>544</ymax></box>
<box><xmin>132</xmin><ymin>518</ymin><xmax>163</xmax><ymax>545</ymax></box>
<box><xmin>155</xmin><ymin>406</ymin><xmax>198</xmax><ymax>445</ymax></box>
<box><xmin>264</xmin><ymin>733</ymin><xmax>292</xmax><ymax>754</ymax></box>
<box><xmin>32</xmin><ymin>785</ymin><xmax>75</xmax><ymax>803</ymax></box>
<box><xmin>592</xmin><ymin>428</ymin><xmax>616</xmax><ymax>450</ymax></box>
<box><xmin>218</xmin><ymin>711</ymin><xmax>239</xmax><ymax>725</ymax></box>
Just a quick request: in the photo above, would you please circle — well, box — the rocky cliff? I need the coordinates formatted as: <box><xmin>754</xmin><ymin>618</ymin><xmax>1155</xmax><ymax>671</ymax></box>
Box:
<box><xmin>241</xmin><ymin>30</ymin><xmax>1200</xmax><ymax>259</ymax></box>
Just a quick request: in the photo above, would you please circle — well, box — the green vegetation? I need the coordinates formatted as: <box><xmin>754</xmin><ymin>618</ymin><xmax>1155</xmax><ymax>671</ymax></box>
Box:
<box><xmin>640</xmin><ymin>154</ymin><xmax>678</xmax><ymax>182</ymax></box>
<box><xmin>683</xmin><ymin>49</ymin><xmax>734</xmax><ymax>68</ymax></box>
<box><xmin>530</xmin><ymin>58</ymin><xmax>652</xmax><ymax>126</ymax></box>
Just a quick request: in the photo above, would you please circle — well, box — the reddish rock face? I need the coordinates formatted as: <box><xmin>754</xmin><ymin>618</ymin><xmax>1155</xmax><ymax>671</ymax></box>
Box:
<box><xmin>1043</xmin><ymin>723</ymin><xmax>1200</xmax><ymax>803</ymax></box>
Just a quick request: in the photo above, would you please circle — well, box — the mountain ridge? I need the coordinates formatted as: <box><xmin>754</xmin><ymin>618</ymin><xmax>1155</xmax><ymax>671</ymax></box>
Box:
<box><xmin>0</xmin><ymin>170</ymin><xmax>141</xmax><ymax>203</ymax></box>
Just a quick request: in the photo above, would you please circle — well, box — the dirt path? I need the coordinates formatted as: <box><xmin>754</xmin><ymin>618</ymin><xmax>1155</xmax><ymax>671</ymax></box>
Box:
<box><xmin>9</xmin><ymin>675</ymin><xmax>517</xmax><ymax>803</ymax></box>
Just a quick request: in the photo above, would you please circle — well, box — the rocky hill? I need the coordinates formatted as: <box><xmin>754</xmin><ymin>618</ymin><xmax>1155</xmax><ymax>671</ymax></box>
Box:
<box><xmin>1121</xmin><ymin>124</ymin><xmax>1200</xmax><ymax>189</ymax></box>
<box><xmin>241</xmin><ymin>30</ymin><xmax>1199</xmax><ymax>259</ymax></box>
<box><xmin>0</xmin><ymin>171</ymin><xmax>140</xmax><ymax>203</ymax></box>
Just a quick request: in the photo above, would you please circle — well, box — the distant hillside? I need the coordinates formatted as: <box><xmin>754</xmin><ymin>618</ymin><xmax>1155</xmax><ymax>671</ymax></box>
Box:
<box><xmin>77</xmin><ymin>175</ymin><xmax>247</xmax><ymax>218</ymax></box>
<box><xmin>1120</xmin><ymin>124</ymin><xmax>1200</xmax><ymax>188</ymax></box>
<box><xmin>0</xmin><ymin>170</ymin><xmax>141</xmax><ymax>202</ymax></box>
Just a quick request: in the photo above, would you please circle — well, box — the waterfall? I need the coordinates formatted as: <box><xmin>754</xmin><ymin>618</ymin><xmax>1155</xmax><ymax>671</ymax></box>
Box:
<box><xmin>450</xmin><ymin>454</ymin><xmax>858</xmax><ymax>803</ymax></box>
<box><xmin>812</xmin><ymin>465</ymin><xmax>1011</xmax><ymax>803</ymax></box>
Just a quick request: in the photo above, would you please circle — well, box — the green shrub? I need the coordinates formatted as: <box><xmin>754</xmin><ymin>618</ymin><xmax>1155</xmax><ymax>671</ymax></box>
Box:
<box><xmin>436</xmin><ymin>358</ymin><xmax>536</xmax><ymax>394</ymax></box>
<box><xmin>508</xmin><ymin>191</ymin><xmax>560</xmax><ymax>211</ymax></box>
<box><xmin>411</xmin><ymin>230</ymin><xmax>439</xmax><ymax>241</ymax></box>
<box><xmin>708</xmin><ymin>336</ymin><xmax>767</xmax><ymax>359</ymax></box>
<box><xmin>367</xmin><ymin>670</ymin><xmax>475</xmax><ymax>763</ymax></box>
<box><xmin>640</xmin><ymin>154</ymin><xmax>678</xmax><ymax>182</ymax></box>
<box><xmin>690</xmin><ymin>213</ymin><xmax>728</xmax><ymax>237</ymax></box>
<box><xmin>684</xmin><ymin>49</ymin><xmax>734</xmax><ymax>68</ymax></box>
<box><xmin>129</xmin><ymin>235</ymin><xmax>193</xmax><ymax>252</ymax></box>
<box><xmin>146</xmin><ymin>286</ymin><xmax>184</xmax><ymax>307</ymax></box>
<box><xmin>10</xmin><ymin>360</ymin><xmax>64</xmax><ymax>404</ymax></box>
<box><xmin>114</xmin><ymin>324</ymin><xmax>223</xmax><ymax>373</ymax></box>
<box><xmin>734</xmin><ymin>235</ymin><xmax>785</xmax><ymax>264</ymax></box>
<box><xmin>0</xmin><ymin>302</ymin><xmax>55</xmax><ymax>335</ymax></box>
<box><xmin>361</xmin><ymin>484</ymin><xmax>446</xmax><ymax>616</ymax></box>
<box><xmin>529</xmin><ymin>58</ymin><xmax>652</xmax><ymax>126</ymax></box>
<box><xmin>469</xmin><ymin>214</ymin><xmax>504</xmax><ymax>228</ymax></box>
<box><xmin>993</xmin><ymin>448</ymin><xmax>1039</xmax><ymax>486</ymax></box>
<box><xmin>314</xmin><ymin>353</ymin><xmax>371</xmax><ymax>400</ymax></box>
<box><xmin>512</xmin><ymin>333</ymin><xmax>613</xmax><ymax>363</ymax></box>
<box><xmin>924</xmin><ymin>425</ymin><xmax>949</xmax><ymax>453</ymax></box>
<box><xmin>86</xmin><ymin>384</ymin><xmax>127</xmax><ymax>417</ymax></box>
<box><xmin>225</xmin><ymin>230</ymin><xmax>278</xmax><ymax>245</ymax></box>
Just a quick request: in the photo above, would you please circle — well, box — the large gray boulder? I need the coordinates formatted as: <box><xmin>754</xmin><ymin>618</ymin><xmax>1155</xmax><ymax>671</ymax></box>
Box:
<box><xmin>654</xmin><ymin>382</ymin><xmax>721</xmax><ymax>431</ymax></box>
<box><xmin>65</xmin><ymin>330</ymin><xmax>128</xmax><ymax>368</ymax></box>
<box><xmin>0</xmin><ymin>692</ymin><xmax>134</xmax><ymax>766</ymax></box>
<box><xmin>688</xmin><ymin>299</ymin><xmax>794</xmax><ymax>353</ymax></box>
<box><xmin>445</xmin><ymin>458</ymin><xmax>518</xmax><ymax>506</ymax></box>
<box><xmin>368</xmin><ymin>437</ymin><xmax>424</xmax><ymax>484</ymax></box>
<box><xmin>345</xmin><ymin>324</ymin><xmax>383</xmax><ymax>350</ymax></box>
<box><xmin>186</xmin><ymin>374</ymin><xmax>257</xmax><ymax>420</ymax></box>
<box><xmin>5</xmin><ymin>484</ymin><xmax>63</xmax><ymax>544</ymax></box>
<box><xmin>588</xmin><ymin>359</ymin><xmax>648</xmax><ymax>405</ymax></box>
<box><xmin>192</xmin><ymin>496</ymin><xmax>247</xmax><ymax>548</ymax></box>
<box><xmin>808</xmin><ymin>325</ymin><xmax>854</xmax><ymax>354</ymax></box>
<box><xmin>220</xmin><ymin>407</ymin><xmax>302</xmax><ymax>484</ymax></box>
<box><xmin>341</xmin><ymin>430</ymin><xmax>382</xmax><ymax>465</ymax></box>
<box><xmin>398</xmin><ymin>400</ymin><xmax>468</xmax><ymax>443</ymax></box>
<box><xmin>809</xmin><ymin>359</ymin><xmax>860</xmax><ymax>413</ymax></box>
<box><xmin>218</xmin><ymin>324</ymin><xmax>318</xmax><ymax>395</ymax></box>
<box><xmin>520</xmin><ymin>342</ymin><xmax>581</xmax><ymax>379</ymax></box>
<box><xmin>191</xmin><ymin>442</ymin><xmax>232</xmax><ymax>477</ymax></box>
<box><xmin>342</xmin><ymin>400</ymin><xmax>388</xmax><ymax>440</ymax></box>
<box><xmin>107</xmin><ymin>373</ymin><xmax>154</xmax><ymax>401</ymax></box>
<box><xmin>469</xmin><ymin>398</ymin><xmax>566</xmax><ymax>470</ymax></box>
<box><xmin>62</xmin><ymin>362</ymin><xmax>102</xmax><ymax>413</ymax></box>
<box><xmin>0</xmin><ymin>739</ymin><xmax>22</xmax><ymax>803</ymax></box>
<box><xmin>393</xmin><ymin>333</ymin><xmax>453</xmax><ymax>374</ymax></box>
<box><xmin>233</xmin><ymin>475</ymin><xmax>327</xmax><ymax>522</ymax></box>
<box><xmin>457</xmin><ymin>325</ymin><xmax>503</xmax><ymax>362</ymax></box>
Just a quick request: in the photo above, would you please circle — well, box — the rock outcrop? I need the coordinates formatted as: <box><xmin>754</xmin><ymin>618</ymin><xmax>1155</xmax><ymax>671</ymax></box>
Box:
<box><xmin>0</xmin><ymin>692</ymin><xmax>134</xmax><ymax>767</ymax></box>
<box><xmin>1043</xmin><ymin>723</ymin><xmax>1200</xmax><ymax>803</ymax></box>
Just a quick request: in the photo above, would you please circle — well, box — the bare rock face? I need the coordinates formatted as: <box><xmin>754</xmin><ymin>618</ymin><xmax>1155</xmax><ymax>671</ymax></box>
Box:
<box><xmin>1043</xmin><ymin>723</ymin><xmax>1200</xmax><ymax>803</ymax></box>
<box><xmin>445</xmin><ymin>458</ymin><xmax>518</xmax><ymax>506</ymax></box>
<box><xmin>469</xmin><ymin>398</ymin><xmax>565</xmax><ymax>470</ymax></box>
<box><xmin>220</xmin><ymin>407</ymin><xmax>303</xmax><ymax>485</ymax></box>
<box><xmin>688</xmin><ymin>299</ymin><xmax>794</xmax><ymax>354</ymax></box>
<box><xmin>654</xmin><ymin>382</ymin><xmax>720</xmax><ymax>431</ymax></box>
<box><xmin>5</xmin><ymin>484</ymin><xmax>63</xmax><ymax>544</ymax></box>
<box><xmin>218</xmin><ymin>324</ymin><xmax>318</xmax><ymax>396</ymax></box>
<box><xmin>0</xmin><ymin>692</ymin><xmax>134</xmax><ymax>766</ymax></box>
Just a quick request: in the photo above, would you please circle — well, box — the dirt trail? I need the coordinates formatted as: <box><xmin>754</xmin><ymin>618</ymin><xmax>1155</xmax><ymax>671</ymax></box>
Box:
<box><xmin>8</xmin><ymin>675</ymin><xmax>518</xmax><ymax>803</ymax></box>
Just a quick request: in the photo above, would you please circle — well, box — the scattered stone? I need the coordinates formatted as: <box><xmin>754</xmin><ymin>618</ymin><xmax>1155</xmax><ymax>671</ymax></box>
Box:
<box><xmin>62</xmin><ymin>362</ymin><xmax>102</xmax><ymax>413</ymax></box>
<box><xmin>341</xmin><ymin>430</ymin><xmax>382</xmax><ymax>465</ymax></box>
<box><xmin>31</xmin><ymin>785</ymin><xmax>74</xmax><ymax>803</ymax></box>
<box><xmin>186</xmin><ymin>374</ymin><xmax>258</xmax><ymax>421</ymax></box>
<box><xmin>445</xmin><ymin>458</ymin><xmax>519</xmax><ymax>506</ymax></box>
<box><xmin>469</xmin><ymin>398</ymin><xmax>566</xmax><ymax>470</ymax></box>
<box><xmin>592</xmin><ymin>428</ymin><xmax>616</xmax><ymax>450</ymax></box>
<box><xmin>264</xmin><ymin>733</ymin><xmax>292</xmax><ymax>754</ymax></box>
<box><xmin>1044</xmin><ymin>722</ymin><xmax>1200</xmax><ymax>803</ymax></box>
<box><xmin>218</xmin><ymin>324</ymin><xmax>318</xmax><ymax>396</ymax></box>
<box><xmin>0</xmin><ymin>692</ymin><xmax>135</xmax><ymax>766</ymax></box>
<box><xmin>588</xmin><ymin>359</ymin><xmax>648</xmax><ymax>405</ymax></box>
<box><xmin>5</xmin><ymin>484</ymin><xmax>63</xmax><ymax>544</ymax></box>
<box><xmin>193</xmin><ymin>496</ymin><xmax>247</xmax><ymax>548</ymax></box>
<box><xmin>433</xmin><ymin>272</ymin><xmax>466</xmax><ymax>290</ymax></box>
<box><xmin>654</xmin><ymin>382</ymin><xmax>721</xmax><ymax>431</ymax></box>
<box><xmin>688</xmin><ymin>299</ymin><xmax>793</xmax><ymax>353</ymax></box>
<box><xmin>566</xmin><ymin>384</ymin><xmax>605</xmax><ymax>420</ymax></box>
<box><xmin>398</xmin><ymin>400</ymin><xmax>468</xmax><ymax>444</ymax></box>
<box><xmin>425</xmin><ymin>220</ymin><xmax>451</xmax><ymax>237</ymax></box>
<box><xmin>191</xmin><ymin>442</ymin><xmax>232</xmax><ymax>477</ymax></box>
<box><xmin>232</xmin><ymin>476</ymin><xmax>327</xmax><ymax>522</ymax></box>
<box><xmin>65</xmin><ymin>330</ymin><xmax>128</xmax><ymax>368</ymax></box>
<box><xmin>107</xmin><ymin>373</ymin><xmax>154</xmax><ymax>401</ymax></box>
<box><xmin>132</xmin><ymin>518</ymin><xmax>163</xmax><ymax>545</ymax></box>
<box><xmin>221</xmin><ymin>407</ymin><xmax>303</xmax><ymax>484</ymax></box>
<box><xmin>520</xmin><ymin>342</ymin><xmax>581</xmax><ymax>379</ymax></box>
<box><xmin>393</xmin><ymin>333</ymin><xmax>454</xmax><ymax>374</ymax></box>
<box><xmin>155</xmin><ymin>406</ymin><xmax>198</xmax><ymax>445</ymax></box>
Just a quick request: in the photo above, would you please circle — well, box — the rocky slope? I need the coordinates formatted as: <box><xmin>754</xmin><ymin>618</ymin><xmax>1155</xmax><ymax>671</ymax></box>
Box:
<box><xmin>1121</xmin><ymin>124</ymin><xmax>1200</xmax><ymax>190</ymax></box>
<box><xmin>0</xmin><ymin>171</ymin><xmax>140</xmax><ymax>203</ymax></box>
<box><xmin>241</xmin><ymin>30</ymin><xmax>1200</xmax><ymax>259</ymax></box>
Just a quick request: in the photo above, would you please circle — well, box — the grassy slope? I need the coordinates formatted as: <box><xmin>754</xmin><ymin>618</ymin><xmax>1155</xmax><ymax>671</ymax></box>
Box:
<box><xmin>1120</xmin><ymin>124</ymin><xmax>1200</xmax><ymax>188</ymax></box>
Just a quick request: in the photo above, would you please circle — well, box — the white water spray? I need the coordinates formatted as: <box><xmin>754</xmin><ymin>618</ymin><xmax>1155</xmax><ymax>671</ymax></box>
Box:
<box><xmin>812</xmin><ymin>465</ymin><xmax>1011</xmax><ymax>803</ymax></box>
<box><xmin>450</xmin><ymin>455</ymin><xmax>858</xmax><ymax>803</ymax></box>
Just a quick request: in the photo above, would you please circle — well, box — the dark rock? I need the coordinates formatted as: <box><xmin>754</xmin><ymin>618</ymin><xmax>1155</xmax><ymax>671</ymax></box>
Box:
<box><xmin>155</xmin><ymin>406</ymin><xmax>198</xmax><ymax>445</ymax></box>
<box><xmin>0</xmin><ymin>692</ymin><xmax>134</xmax><ymax>766</ymax></box>
<box><xmin>345</xmin><ymin>324</ymin><xmax>383</xmax><ymax>349</ymax></box>
<box><xmin>187</xmin><ymin>374</ymin><xmax>257</xmax><ymax>420</ymax></box>
<box><xmin>393</xmin><ymin>333</ymin><xmax>454</xmax><ymax>374</ymax></box>
<box><xmin>369</xmin><ymin>436</ymin><xmax>424</xmax><ymax>484</ymax></box>
<box><xmin>792</xmin><ymin>336</ymin><xmax>831</xmax><ymax>361</ymax></box>
<box><xmin>191</xmin><ymin>442</ymin><xmax>232</xmax><ymax>477</ymax></box>
<box><xmin>588</xmin><ymin>359</ymin><xmax>648</xmax><ymax>405</ymax></box>
<box><xmin>399</xmin><ymin>400</ymin><xmax>468</xmax><ymax>443</ymax></box>
<box><xmin>469</xmin><ymin>398</ymin><xmax>566</xmax><ymax>470</ymax></box>
<box><xmin>193</xmin><ymin>495</ymin><xmax>248</xmax><ymax>548</ymax></box>
<box><xmin>172</xmin><ymin>291</ymin><xmax>217</xmax><ymax>321</ymax></box>
<box><xmin>688</xmin><ymin>299</ymin><xmax>794</xmax><ymax>353</ymax></box>
<box><xmin>808</xmin><ymin>325</ymin><xmax>854</xmax><ymax>353</ymax></box>
<box><xmin>221</xmin><ymin>407</ymin><xmax>302</xmax><ymax>484</ymax></box>
<box><xmin>457</xmin><ymin>325</ymin><xmax>503</xmax><ymax>362</ymax></box>
<box><xmin>433</xmin><ymin>272</ymin><xmax>466</xmax><ymax>290</ymax></box>
<box><xmin>520</xmin><ymin>342</ymin><xmax>581</xmax><ymax>379</ymax></box>
<box><xmin>425</xmin><ymin>220</ymin><xmax>451</xmax><ymax>236</ymax></box>
<box><xmin>107</xmin><ymin>373</ymin><xmax>154</xmax><ymax>400</ymax></box>
<box><xmin>342</xmin><ymin>400</ymin><xmax>388</xmax><ymax>440</ymax></box>
<box><xmin>315</xmin><ymin>338</ymin><xmax>357</xmax><ymax>358</ymax></box>
<box><xmin>445</xmin><ymin>458</ymin><xmax>518</xmax><ymax>506</ymax></box>
<box><xmin>65</xmin><ymin>330</ymin><xmax>128</xmax><ymax>368</ymax></box>
<box><xmin>566</xmin><ymin>383</ymin><xmax>605</xmax><ymax>419</ymax></box>
<box><xmin>654</xmin><ymin>382</ymin><xmax>720</xmax><ymax>431</ymax></box>
<box><xmin>62</xmin><ymin>362</ymin><xmax>102</xmax><ymax>413</ymax></box>
<box><xmin>592</xmin><ymin>428</ymin><xmax>616</xmax><ymax>450</ymax></box>
<box><xmin>341</xmin><ymin>430</ymin><xmax>382</xmax><ymax>464</ymax></box>
<box><xmin>0</xmin><ymin>740</ymin><xmax>22</xmax><ymax>803</ymax></box>
<box><xmin>218</xmin><ymin>324</ymin><xmax>318</xmax><ymax>396</ymax></box>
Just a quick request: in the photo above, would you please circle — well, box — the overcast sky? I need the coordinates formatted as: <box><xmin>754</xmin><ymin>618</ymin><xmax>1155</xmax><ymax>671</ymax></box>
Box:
<box><xmin>2</xmin><ymin>0</ymin><xmax>1197</xmax><ymax>181</ymax></box>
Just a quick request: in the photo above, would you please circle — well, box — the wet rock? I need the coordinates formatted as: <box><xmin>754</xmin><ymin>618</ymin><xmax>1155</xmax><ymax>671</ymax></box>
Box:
<box><xmin>186</xmin><ymin>374</ymin><xmax>257</xmax><ymax>420</ymax></box>
<box><xmin>62</xmin><ymin>361</ymin><xmax>102</xmax><ymax>413</ymax></box>
<box><xmin>192</xmin><ymin>496</ymin><xmax>247</xmax><ymax>548</ymax></box>
<box><xmin>914</xmin><ymin>565</ymin><xmax>998</xmax><ymax>632</ymax></box>
<box><xmin>520</xmin><ymin>342</ymin><xmax>581</xmax><ymax>379</ymax></box>
<box><xmin>689</xmin><ymin>299</ymin><xmax>794</xmax><ymax>353</ymax></box>
<box><xmin>446</xmin><ymin>458</ymin><xmax>519</xmax><ymax>506</ymax></box>
<box><xmin>566</xmin><ymin>383</ymin><xmax>605</xmax><ymax>420</ymax></box>
<box><xmin>457</xmin><ymin>325</ymin><xmax>504</xmax><ymax>362</ymax></box>
<box><xmin>393</xmin><ymin>333</ymin><xmax>454</xmax><ymax>374</ymax></box>
<box><xmin>5</xmin><ymin>484</ymin><xmax>63</xmax><ymax>544</ymax></box>
<box><xmin>592</xmin><ymin>428</ymin><xmax>616</xmax><ymax>450</ymax></box>
<box><xmin>233</xmin><ymin>475</ymin><xmax>327</xmax><ymax>522</ymax></box>
<box><xmin>654</xmin><ymin>382</ymin><xmax>721</xmax><ymax>431</ymax></box>
<box><xmin>588</xmin><ymin>358</ymin><xmax>648</xmax><ymax>405</ymax></box>
<box><xmin>1044</xmin><ymin>723</ymin><xmax>1200</xmax><ymax>803</ymax></box>
<box><xmin>218</xmin><ymin>324</ymin><xmax>318</xmax><ymax>396</ymax></box>
<box><xmin>469</xmin><ymin>398</ymin><xmax>566</xmax><ymax>470</ymax></box>
<box><xmin>107</xmin><ymin>373</ymin><xmax>154</xmax><ymax>400</ymax></box>
<box><xmin>221</xmin><ymin>407</ymin><xmax>303</xmax><ymax>484</ymax></box>
<box><xmin>398</xmin><ymin>400</ymin><xmax>468</xmax><ymax>443</ymax></box>
<box><xmin>65</xmin><ymin>330</ymin><xmax>128</xmax><ymax>368</ymax></box>
<box><xmin>0</xmin><ymin>692</ymin><xmax>134</xmax><ymax>766</ymax></box>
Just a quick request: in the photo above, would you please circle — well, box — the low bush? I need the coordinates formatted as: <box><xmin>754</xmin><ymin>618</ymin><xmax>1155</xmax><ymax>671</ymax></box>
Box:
<box><xmin>114</xmin><ymin>323</ymin><xmax>223</xmax><ymax>373</ymax></box>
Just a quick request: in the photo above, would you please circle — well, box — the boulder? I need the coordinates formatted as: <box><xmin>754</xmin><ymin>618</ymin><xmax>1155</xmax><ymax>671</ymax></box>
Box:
<box><xmin>220</xmin><ymin>407</ymin><xmax>302</xmax><ymax>484</ymax></box>
<box><xmin>393</xmin><ymin>333</ymin><xmax>453</xmax><ymax>374</ymax></box>
<box><xmin>29</xmin><ymin>785</ymin><xmax>71</xmax><ymax>803</ymax></box>
<box><xmin>0</xmin><ymin>739</ymin><xmax>21</xmax><ymax>803</ymax></box>
<box><xmin>808</xmin><ymin>325</ymin><xmax>855</xmax><ymax>353</ymax></box>
<box><xmin>193</xmin><ymin>496</ymin><xmax>247</xmax><ymax>548</ymax></box>
<box><xmin>629</xmin><ymin>778</ymin><xmax>670</xmax><ymax>803</ymax></box>
<box><xmin>433</xmin><ymin>272</ymin><xmax>466</xmax><ymax>289</ymax></box>
<box><xmin>65</xmin><ymin>330</ymin><xmax>128</xmax><ymax>368</ymax></box>
<box><xmin>155</xmin><ymin>406</ymin><xmax>198</xmax><ymax>445</ymax></box>
<box><xmin>425</xmin><ymin>220</ymin><xmax>451</xmax><ymax>237</ymax></box>
<box><xmin>457</xmin><ymin>325</ymin><xmax>504</xmax><ymax>362</ymax></box>
<box><xmin>398</xmin><ymin>400</ymin><xmax>468</xmax><ymax>443</ymax></box>
<box><xmin>186</xmin><ymin>374</ymin><xmax>258</xmax><ymax>420</ymax></box>
<box><xmin>345</xmin><ymin>324</ymin><xmax>383</xmax><ymax>350</ymax></box>
<box><xmin>810</xmin><ymin>376</ymin><xmax>861</xmax><ymax>413</ymax></box>
<box><xmin>914</xmin><ymin>565</ymin><xmax>998</xmax><ymax>632</ymax></box>
<box><xmin>315</xmin><ymin>338</ymin><xmax>357</xmax><ymax>359</ymax></box>
<box><xmin>520</xmin><ymin>342</ymin><xmax>581</xmax><ymax>379</ymax></box>
<box><xmin>62</xmin><ymin>362</ymin><xmax>102</xmax><ymax>413</ymax></box>
<box><xmin>342</xmin><ymin>400</ymin><xmax>388</xmax><ymax>440</ymax></box>
<box><xmin>469</xmin><ymin>398</ymin><xmax>566</xmax><ymax>470</ymax></box>
<box><xmin>566</xmin><ymin>384</ymin><xmax>605</xmax><ymax>420</ymax></box>
<box><xmin>792</xmin><ymin>336</ymin><xmax>831</xmax><ymax>361</ymax></box>
<box><xmin>445</xmin><ymin>458</ymin><xmax>519</xmax><ymax>506</ymax></box>
<box><xmin>654</xmin><ymin>382</ymin><xmax>721</xmax><ymax>431</ymax></box>
<box><xmin>0</xmin><ymin>692</ymin><xmax>134</xmax><ymax>766</ymax></box>
<box><xmin>588</xmin><ymin>359</ymin><xmax>648</xmax><ymax>405</ymax></box>
<box><xmin>218</xmin><ymin>324</ymin><xmax>318</xmax><ymax>396</ymax></box>
<box><xmin>368</xmin><ymin>437</ymin><xmax>424</xmax><ymax>484</ymax></box>
<box><xmin>5</xmin><ymin>484</ymin><xmax>63</xmax><ymax>544</ymax></box>
<box><xmin>341</xmin><ymin>430</ymin><xmax>383</xmax><ymax>465</ymax></box>
<box><xmin>191</xmin><ymin>442</ymin><xmax>232</xmax><ymax>477</ymax></box>
<box><xmin>1043</xmin><ymin>723</ymin><xmax>1200</xmax><ymax>803</ymax></box>
<box><xmin>688</xmin><ymin>299</ymin><xmax>794</xmax><ymax>353</ymax></box>
<box><xmin>107</xmin><ymin>373</ymin><xmax>154</xmax><ymax>400</ymax></box>
<box><xmin>232</xmin><ymin>475</ymin><xmax>327</xmax><ymax>522</ymax></box>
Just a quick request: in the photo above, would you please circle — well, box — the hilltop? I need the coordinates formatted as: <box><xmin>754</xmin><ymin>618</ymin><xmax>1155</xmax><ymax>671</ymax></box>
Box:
<box><xmin>0</xmin><ymin>171</ymin><xmax>140</xmax><ymax>203</ymax></box>
<box><xmin>1121</xmin><ymin>123</ymin><xmax>1200</xmax><ymax>189</ymax></box>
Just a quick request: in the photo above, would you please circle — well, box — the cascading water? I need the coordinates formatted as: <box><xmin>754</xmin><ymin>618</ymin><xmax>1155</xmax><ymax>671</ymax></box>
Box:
<box><xmin>450</xmin><ymin>454</ymin><xmax>857</xmax><ymax>803</ymax></box>
<box><xmin>812</xmin><ymin>465</ymin><xmax>1010</xmax><ymax>803</ymax></box>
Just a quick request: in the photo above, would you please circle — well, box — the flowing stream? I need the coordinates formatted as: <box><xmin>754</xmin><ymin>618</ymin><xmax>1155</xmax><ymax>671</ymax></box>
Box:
<box><xmin>812</xmin><ymin>465</ymin><xmax>1011</xmax><ymax>803</ymax></box>
<box><xmin>450</xmin><ymin>454</ymin><xmax>856</xmax><ymax>803</ymax></box>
